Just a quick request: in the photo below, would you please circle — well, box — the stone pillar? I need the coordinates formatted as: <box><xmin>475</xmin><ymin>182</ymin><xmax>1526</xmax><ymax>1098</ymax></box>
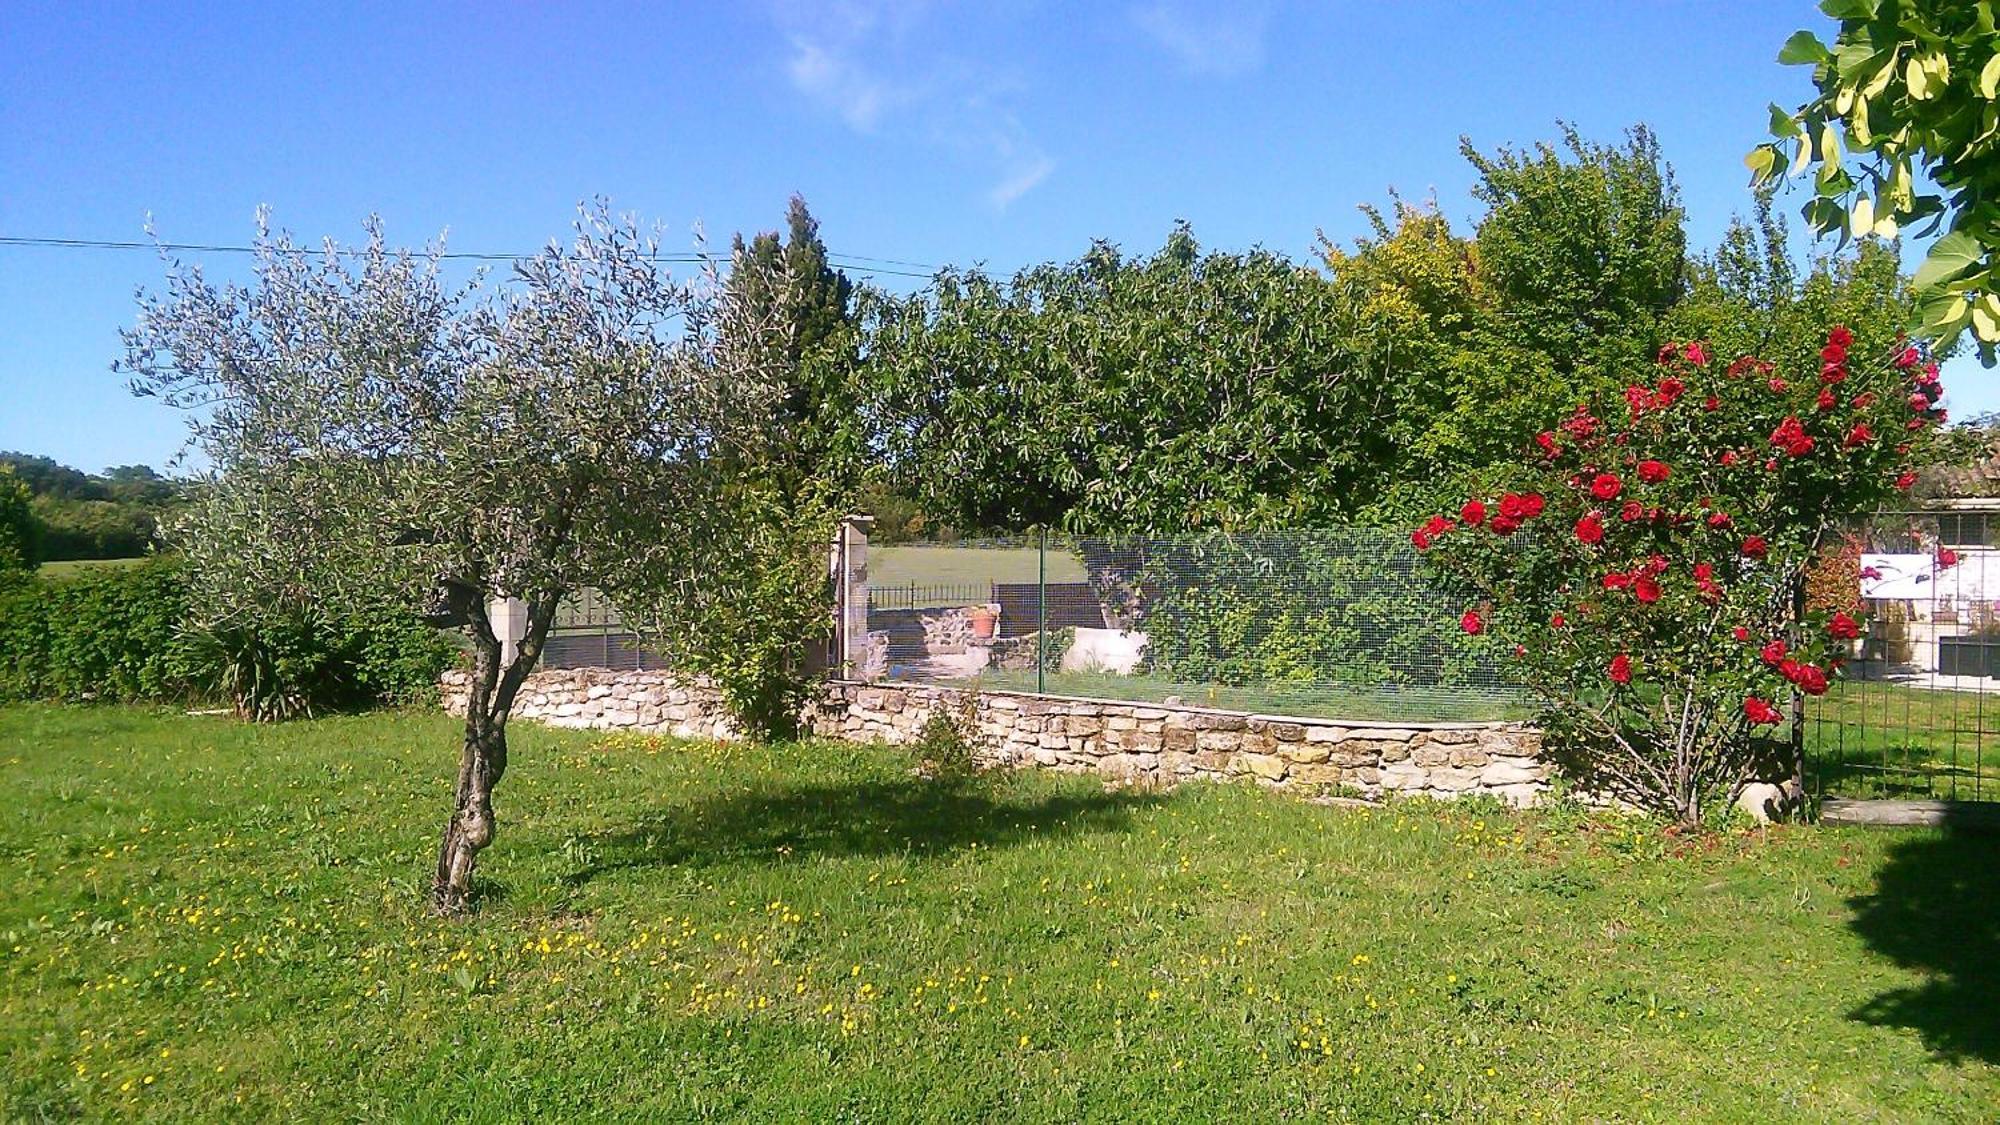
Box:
<box><xmin>832</xmin><ymin>514</ymin><xmax>874</xmax><ymax>679</ymax></box>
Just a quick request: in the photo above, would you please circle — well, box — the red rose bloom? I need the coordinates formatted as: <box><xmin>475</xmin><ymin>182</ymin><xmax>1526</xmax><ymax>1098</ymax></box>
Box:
<box><xmin>1683</xmin><ymin>342</ymin><xmax>1708</xmax><ymax>366</ymax></box>
<box><xmin>1939</xmin><ymin>548</ymin><xmax>1959</xmax><ymax>568</ymax></box>
<box><xmin>1895</xmin><ymin>471</ymin><xmax>1917</xmax><ymax>491</ymax></box>
<box><xmin>1575</xmin><ymin>513</ymin><xmax>1605</xmax><ymax>545</ymax></box>
<box><xmin>1829</xmin><ymin>611</ymin><xmax>1860</xmax><ymax>640</ymax></box>
<box><xmin>1620</xmin><ymin>501</ymin><xmax>1644</xmax><ymax>522</ymax></box>
<box><xmin>1656</xmin><ymin>343</ymin><xmax>1678</xmax><ymax>364</ymax></box>
<box><xmin>1828</xmin><ymin>325</ymin><xmax>1853</xmax><ymax>348</ymax></box>
<box><xmin>1460</xmin><ymin>611</ymin><xmax>1484</xmax><ymax>635</ymax></box>
<box><xmin>1423</xmin><ymin>515</ymin><xmax>1455</xmax><ymax>537</ymax></box>
<box><xmin>1707</xmin><ymin>512</ymin><xmax>1733</xmax><ymax>529</ymax></box>
<box><xmin>1521</xmin><ymin>493</ymin><xmax>1545</xmax><ymax>517</ymax></box>
<box><xmin>1550</xmin><ymin>612</ymin><xmax>1567</xmax><ymax>628</ymax></box>
<box><xmin>1733</xmin><ymin>625</ymin><xmax>1751</xmax><ymax>642</ymax></box>
<box><xmin>1703</xmin><ymin>395</ymin><xmax>1720</xmax><ymax>411</ymax></box>
<box><xmin>1720</xmin><ymin>451</ymin><xmax>1739</xmax><ymax>467</ymax></box>
<box><xmin>1795</xmin><ymin>664</ymin><xmax>1830</xmax><ymax>696</ymax></box>
<box><xmin>1633</xmin><ymin>576</ymin><xmax>1662</xmax><ymax>604</ymax></box>
<box><xmin>1741</xmin><ymin>536</ymin><xmax>1768</xmax><ymax>559</ymax></box>
<box><xmin>1608</xmin><ymin>654</ymin><xmax>1633</xmax><ymax>685</ymax></box>
<box><xmin>1744</xmin><ymin>696</ymin><xmax>1782</xmax><ymax>725</ymax></box>
<box><xmin>1768</xmin><ymin>377</ymin><xmax>1789</xmax><ymax>394</ymax></box>
<box><xmin>1844</xmin><ymin>423</ymin><xmax>1873</xmax><ymax>448</ymax></box>
<box><xmin>1489</xmin><ymin>515</ymin><xmax>1521</xmax><ymax>536</ymax></box>
<box><xmin>1896</xmin><ymin>346</ymin><xmax>1920</xmax><ymax>368</ymax></box>
<box><xmin>1412</xmin><ymin>529</ymin><xmax>1432</xmax><ymax>550</ymax></box>
<box><xmin>1460</xmin><ymin>499</ymin><xmax>1487</xmax><ymax>526</ymax></box>
<box><xmin>1590</xmin><ymin>473</ymin><xmax>1623</xmax><ymax>500</ymax></box>
<box><xmin>1815</xmin><ymin>388</ymin><xmax>1837</xmax><ymax>412</ymax></box>
<box><xmin>1637</xmin><ymin>459</ymin><xmax>1670</xmax><ymax>484</ymax></box>
<box><xmin>1770</xmin><ymin>416</ymin><xmax>1815</xmax><ymax>457</ymax></box>
<box><xmin>1910</xmin><ymin>392</ymin><xmax>1930</xmax><ymax>411</ymax></box>
<box><xmin>1534</xmin><ymin>431</ymin><xmax>1559</xmax><ymax>457</ymax></box>
<box><xmin>1761</xmin><ymin>639</ymin><xmax>1787</xmax><ymax>665</ymax></box>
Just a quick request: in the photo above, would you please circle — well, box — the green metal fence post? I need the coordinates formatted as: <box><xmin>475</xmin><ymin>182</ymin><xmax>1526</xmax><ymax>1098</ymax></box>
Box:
<box><xmin>1037</xmin><ymin>526</ymin><xmax>1048</xmax><ymax>695</ymax></box>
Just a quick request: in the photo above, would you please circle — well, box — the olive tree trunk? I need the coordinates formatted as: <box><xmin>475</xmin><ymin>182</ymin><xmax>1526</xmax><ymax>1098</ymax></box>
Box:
<box><xmin>434</xmin><ymin>598</ymin><xmax>555</xmax><ymax>913</ymax></box>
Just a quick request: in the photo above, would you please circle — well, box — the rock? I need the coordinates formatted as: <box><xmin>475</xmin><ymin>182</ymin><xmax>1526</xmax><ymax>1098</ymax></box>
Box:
<box><xmin>1734</xmin><ymin>781</ymin><xmax>1797</xmax><ymax>824</ymax></box>
<box><xmin>1378</xmin><ymin>761</ymin><xmax>1430</xmax><ymax>791</ymax></box>
<box><xmin>1428</xmin><ymin>767</ymin><xmax>1483</xmax><ymax>793</ymax></box>
<box><xmin>1480</xmin><ymin>757</ymin><xmax>1546</xmax><ymax>786</ymax></box>
<box><xmin>1196</xmin><ymin>730</ymin><xmax>1241</xmax><ymax>753</ymax></box>
<box><xmin>1234</xmin><ymin>753</ymin><xmax>1287</xmax><ymax>781</ymax></box>
<box><xmin>1268</xmin><ymin>721</ymin><xmax>1307</xmax><ymax>742</ymax></box>
<box><xmin>1412</xmin><ymin>744</ymin><xmax>1451</xmax><ymax>768</ymax></box>
<box><xmin>1448</xmin><ymin>746</ymin><xmax>1491</xmax><ymax>768</ymax></box>
<box><xmin>1303</xmin><ymin>725</ymin><xmax>1351</xmax><ymax>744</ymax></box>
<box><xmin>1279</xmin><ymin>741</ymin><xmax>1332</xmax><ymax>765</ymax></box>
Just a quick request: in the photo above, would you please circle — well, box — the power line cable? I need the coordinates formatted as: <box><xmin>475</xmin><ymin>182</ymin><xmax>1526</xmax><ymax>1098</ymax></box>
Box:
<box><xmin>0</xmin><ymin>234</ymin><xmax>942</xmax><ymax>278</ymax></box>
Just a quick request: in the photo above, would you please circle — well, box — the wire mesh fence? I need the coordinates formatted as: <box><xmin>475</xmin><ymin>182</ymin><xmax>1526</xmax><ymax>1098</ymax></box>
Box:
<box><xmin>1805</xmin><ymin>507</ymin><xmax>2000</xmax><ymax>801</ymax></box>
<box><xmin>858</xmin><ymin>530</ymin><xmax>1525</xmax><ymax>723</ymax></box>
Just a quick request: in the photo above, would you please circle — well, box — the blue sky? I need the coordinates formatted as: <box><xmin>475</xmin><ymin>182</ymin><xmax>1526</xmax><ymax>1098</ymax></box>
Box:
<box><xmin>2</xmin><ymin>1</ymin><xmax>1984</xmax><ymax>472</ymax></box>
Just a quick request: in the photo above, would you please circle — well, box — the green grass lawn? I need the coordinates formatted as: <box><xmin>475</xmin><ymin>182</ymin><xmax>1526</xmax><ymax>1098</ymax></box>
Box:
<box><xmin>936</xmin><ymin>668</ymin><xmax>1529</xmax><ymax>724</ymax></box>
<box><xmin>36</xmin><ymin>557</ymin><xmax>150</xmax><ymax>579</ymax></box>
<box><xmin>3</xmin><ymin>705</ymin><xmax>1996</xmax><ymax>1121</ymax></box>
<box><xmin>871</xmin><ymin>544</ymin><xmax>1087</xmax><ymax>587</ymax></box>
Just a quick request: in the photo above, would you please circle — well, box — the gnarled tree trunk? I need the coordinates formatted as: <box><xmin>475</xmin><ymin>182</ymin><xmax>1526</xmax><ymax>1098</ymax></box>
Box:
<box><xmin>434</xmin><ymin>596</ymin><xmax>556</xmax><ymax>913</ymax></box>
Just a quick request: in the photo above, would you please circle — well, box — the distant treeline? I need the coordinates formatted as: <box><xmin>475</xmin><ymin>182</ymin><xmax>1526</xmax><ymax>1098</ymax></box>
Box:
<box><xmin>1</xmin><ymin>452</ymin><xmax>179</xmax><ymax>561</ymax></box>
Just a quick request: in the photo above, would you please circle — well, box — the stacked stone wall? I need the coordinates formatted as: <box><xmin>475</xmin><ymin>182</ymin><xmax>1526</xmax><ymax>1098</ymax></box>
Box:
<box><xmin>444</xmin><ymin>670</ymin><xmax>1551</xmax><ymax>804</ymax></box>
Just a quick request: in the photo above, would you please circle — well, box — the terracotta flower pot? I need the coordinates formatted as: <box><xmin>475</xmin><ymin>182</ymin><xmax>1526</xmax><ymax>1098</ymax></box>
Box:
<box><xmin>969</xmin><ymin>606</ymin><xmax>998</xmax><ymax>640</ymax></box>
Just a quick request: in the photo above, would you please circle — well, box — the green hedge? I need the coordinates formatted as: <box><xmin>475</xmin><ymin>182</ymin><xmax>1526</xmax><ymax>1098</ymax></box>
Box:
<box><xmin>0</xmin><ymin>558</ymin><xmax>459</xmax><ymax>717</ymax></box>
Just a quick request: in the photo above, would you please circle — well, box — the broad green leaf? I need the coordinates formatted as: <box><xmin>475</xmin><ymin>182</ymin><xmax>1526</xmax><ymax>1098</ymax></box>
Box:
<box><xmin>1851</xmin><ymin>195</ymin><xmax>1876</xmax><ymax>234</ymax></box>
<box><xmin>1745</xmin><ymin>147</ymin><xmax>1777</xmax><ymax>182</ymax></box>
<box><xmin>1819</xmin><ymin>0</ymin><xmax>1877</xmax><ymax>19</ymax></box>
<box><xmin>1980</xmin><ymin>53</ymin><xmax>2000</xmax><ymax>99</ymax></box>
<box><xmin>1913</xmin><ymin>230</ymin><xmax>1985</xmax><ymax>289</ymax></box>
<box><xmin>1767</xmin><ymin>102</ymin><xmax>1802</xmax><ymax>138</ymax></box>
<box><xmin>1778</xmin><ymin>30</ymin><xmax>1832</xmax><ymax>65</ymax></box>
<box><xmin>1974</xmin><ymin>293</ymin><xmax>2000</xmax><ymax>344</ymax></box>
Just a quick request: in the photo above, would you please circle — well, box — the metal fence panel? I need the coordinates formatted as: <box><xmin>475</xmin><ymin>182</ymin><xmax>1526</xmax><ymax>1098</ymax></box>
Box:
<box><xmin>860</xmin><ymin>530</ymin><xmax>1523</xmax><ymax>723</ymax></box>
<box><xmin>1807</xmin><ymin>508</ymin><xmax>2000</xmax><ymax>801</ymax></box>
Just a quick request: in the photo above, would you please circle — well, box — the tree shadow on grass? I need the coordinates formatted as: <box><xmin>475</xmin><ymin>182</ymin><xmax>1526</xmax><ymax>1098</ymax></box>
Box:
<box><xmin>1847</xmin><ymin>821</ymin><xmax>2000</xmax><ymax>1064</ymax></box>
<box><xmin>565</xmin><ymin>776</ymin><xmax>1161</xmax><ymax>884</ymax></box>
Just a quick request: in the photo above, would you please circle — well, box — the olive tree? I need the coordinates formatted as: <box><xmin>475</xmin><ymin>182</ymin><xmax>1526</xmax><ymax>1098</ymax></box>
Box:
<box><xmin>121</xmin><ymin>207</ymin><xmax>787</xmax><ymax>910</ymax></box>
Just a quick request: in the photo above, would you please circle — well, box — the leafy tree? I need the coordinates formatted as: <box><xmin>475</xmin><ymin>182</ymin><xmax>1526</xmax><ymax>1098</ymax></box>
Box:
<box><xmin>122</xmin><ymin>207</ymin><xmax>791</xmax><ymax>911</ymax></box>
<box><xmin>727</xmin><ymin>195</ymin><xmax>860</xmax><ymax>484</ymax></box>
<box><xmin>858</xmin><ymin>225</ymin><xmax>1391</xmax><ymax>534</ymax></box>
<box><xmin>1417</xmin><ymin>328</ymin><xmax>1945</xmax><ymax>824</ymax></box>
<box><xmin>1752</xmin><ymin>0</ymin><xmax>2000</xmax><ymax>359</ymax></box>
<box><xmin>1321</xmin><ymin>126</ymin><xmax>1686</xmax><ymax>516</ymax></box>
<box><xmin>0</xmin><ymin>466</ymin><xmax>38</xmax><ymax>572</ymax></box>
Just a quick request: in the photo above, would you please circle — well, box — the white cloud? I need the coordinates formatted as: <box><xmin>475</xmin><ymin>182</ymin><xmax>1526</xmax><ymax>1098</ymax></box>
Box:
<box><xmin>1130</xmin><ymin>2</ymin><xmax>1269</xmax><ymax>77</ymax></box>
<box><xmin>769</xmin><ymin>1</ymin><xmax>1055</xmax><ymax>209</ymax></box>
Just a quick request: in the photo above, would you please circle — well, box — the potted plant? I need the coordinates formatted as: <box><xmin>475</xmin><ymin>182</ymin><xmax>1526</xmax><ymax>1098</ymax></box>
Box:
<box><xmin>968</xmin><ymin>604</ymin><xmax>999</xmax><ymax>641</ymax></box>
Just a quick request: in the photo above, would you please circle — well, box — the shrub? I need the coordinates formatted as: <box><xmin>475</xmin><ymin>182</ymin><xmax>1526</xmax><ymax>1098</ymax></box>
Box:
<box><xmin>0</xmin><ymin>558</ymin><xmax>192</xmax><ymax>702</ymax></box>
<box><xmin>1417</xmin><ymin>330</ymin><xmax>1943</xmax><ymax>823</ymax></box>
<box><xmin>0</xmin><ymin>557</ymin><xmax>457</xmax><ymax>715</ymax></box>
<box><xmin>1126</xmin><ymin>532</ymin><xmax>1501</xmax><ymax>694</ymax></box>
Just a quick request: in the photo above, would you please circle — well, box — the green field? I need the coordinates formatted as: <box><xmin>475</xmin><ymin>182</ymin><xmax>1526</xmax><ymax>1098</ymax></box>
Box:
<box><xmin>870</xmin><ymin>544</ymin><xmax>1087</xmax><ymax>587</ymax></box>
<box><xmin>938</xmin><ymin>668</ymin><xmax>1529</xmax><ymax>723</ymax></box>
<box><xmin>4</xmin><ymin>705</ymin><xmax>1995</xmax><ymax>1120</ymax></box>
<box><xmin>36</xmin><ymin>557</ymin><xmax>150</xmax><ymax>579</ymax></box>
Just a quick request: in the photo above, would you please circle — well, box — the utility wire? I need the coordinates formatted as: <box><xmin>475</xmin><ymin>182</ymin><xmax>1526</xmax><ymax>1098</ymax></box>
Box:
<box><xmin>0</xmin><ymin>234</ymin><xmax>942</xmax><ymax>279</ymax></box>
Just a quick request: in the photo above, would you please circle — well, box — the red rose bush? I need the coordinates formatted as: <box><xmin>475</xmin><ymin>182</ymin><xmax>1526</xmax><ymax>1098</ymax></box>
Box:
<box><xmin>1415</xmin><ymin>330</ymin><xmax>1945</xmax><ymax>824</ymax></box>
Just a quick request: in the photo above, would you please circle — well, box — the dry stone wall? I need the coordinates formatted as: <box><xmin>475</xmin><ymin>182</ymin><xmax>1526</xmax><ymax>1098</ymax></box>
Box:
<box><xmin>442</xmin><ymin>670</ymin><xmax>1551</xmax><ymax>804</ymax></box>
